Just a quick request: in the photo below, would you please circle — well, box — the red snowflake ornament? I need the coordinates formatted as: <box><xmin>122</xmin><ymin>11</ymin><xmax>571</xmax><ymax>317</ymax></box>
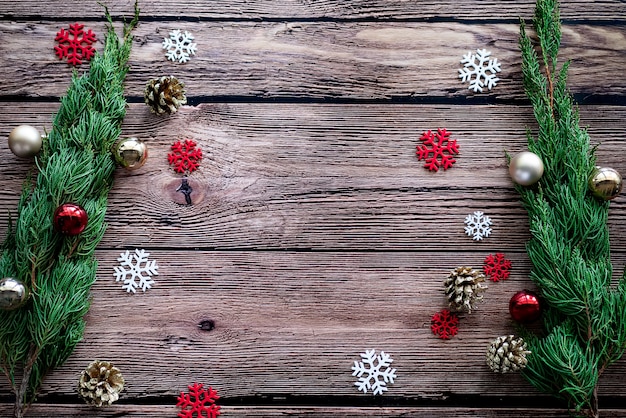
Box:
<box><xmin>176</xmin><ymin>383</ymin><xmax>221</xmax><ymax>418</ymax></box>
<box><xmin>431</xmin><ymin>309</ymin><xmax>459</xmax><ymax>340</ymax></box>
<box><xmin>416</xmin><ymin>128</ymin><xmax>459</xmax><ymax>171</ymax></box>
<box><xmin>484</xmin><ymin>253</ymin><xmax>512</xmax><ymax>282</ymax></box>
<box><xmin>168</xmin><ymin>140</ymin><xmax>203</xmax><ymax>173</ymax></box>
<box><xmin>54</xmin><ymin>23</ymin><xmax>97</xmax><ymax>66</ymax></box>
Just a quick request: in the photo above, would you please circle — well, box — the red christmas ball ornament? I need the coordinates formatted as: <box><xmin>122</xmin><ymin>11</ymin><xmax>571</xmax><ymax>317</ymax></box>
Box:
<box><xmin>53</xmin><ymin>203</ymin><xmax>88</xmax><ymax>236</ymax></box>
<box><xmin>509</xmin><ymin>289</ymin><xmax>542</xmax><ymax>323</ymax></box>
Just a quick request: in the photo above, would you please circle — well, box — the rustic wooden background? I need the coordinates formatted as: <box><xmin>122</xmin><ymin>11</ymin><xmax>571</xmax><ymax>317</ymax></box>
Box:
<box><xmin>1</xmin><ymin>0</ymin><xmax>626</xmax><ymax>416</ymax></box>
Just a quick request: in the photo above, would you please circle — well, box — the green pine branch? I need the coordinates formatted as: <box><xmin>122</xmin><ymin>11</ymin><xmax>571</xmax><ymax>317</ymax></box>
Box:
<box><xmin>517</xmin><ymin>0</ymin><xmax>626</xmax><ymax>416</ymax></box>
<box><xmin>0</xmin><ymin>4</ymin><xmax>139</xmax><ymax>417</ymax></box>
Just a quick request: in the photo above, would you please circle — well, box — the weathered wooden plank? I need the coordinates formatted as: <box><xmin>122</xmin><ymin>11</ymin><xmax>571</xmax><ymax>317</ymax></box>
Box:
<box><xmin>0</xmin><ymin>22</ymin><xmax>624</xmax><ymax>99</ymax></box>
<box><xmin>0</xmin><ymin>1</ymin><xmax>624</xmax><ymax>416</ymax></box>
<box><xmin>0</xmin><ymin>404</ymin><xmax>625</xmax><ymax>418</ymax></box>
<box><xmin>0</xmin><ymin>251</ymin><xmax>621</xmax><ymax>400</ymax></box>
<box><xmin>1</xmin><ymin>0</ymin><xmax>624</xmax><ymax>21</ymax></box>
<box><xmin>1</xmin><ymin>103</ymin><xmax>625</xmax><ymax>251</ymax></box>
<box><xmin>3</xmin><ymin>404</ymin><xmax>626</xmax><ymax>418</ymax></box>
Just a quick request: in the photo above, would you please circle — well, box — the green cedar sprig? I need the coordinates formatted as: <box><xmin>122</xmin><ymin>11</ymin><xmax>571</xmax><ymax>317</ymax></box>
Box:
<box><xmin>0</xmin><ymin>4</ymin><xmax>138</xmax><ymax>417</ymax></box>
<box><xmin>517</xmin><ymin>0</ymin><xmax>626</xmax><ymax>416</ymax></box>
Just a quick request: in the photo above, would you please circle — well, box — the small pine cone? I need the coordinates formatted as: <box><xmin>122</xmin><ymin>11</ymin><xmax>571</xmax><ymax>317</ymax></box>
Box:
<box><xmin>486</xmin><ymin>335</ymin><xmax>531</xmax><ymax>373</ymax></box>
<box><xmin>78</xmin><ymin>360</ymin><xmax>125</xmax><ymax>407</ymax></box>
<box><xmin>144</xmin><ymin>75</ymin><xmax>187</xmax><ymax>115</ymax></box>
<box><xmin>443</xmin><ymin>266</ymin><xmax>487</xmax><ymax>313</ymax></box>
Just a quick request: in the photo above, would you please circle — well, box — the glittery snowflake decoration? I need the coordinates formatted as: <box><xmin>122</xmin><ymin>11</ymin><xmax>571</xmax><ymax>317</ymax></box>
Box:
<box><xmin>484</xmin><ymin>253</ymin><xmax>512</xmax><ymax>282</ymax></box>
<box><xmin>54</xmin><ymin>23</ymin><xmax>96</xmax><ymax>66</ymax></box>
<box><xmin>431</xmin><ymin>309</ymin><xmax>459</xmax><ymax>340</ymax></box>
<box><xmin>464</xmin><ymin>211</ymin><xmax>492</xmax><ymax>241</ymax></box>
<box><xmin>459</xmin><ymin>48</ymin><xmax>501</xmax><ymax>93</ymax></box>
<box><xmin>176</xmin><ymin>383</ymin><xmax>221</xmax><ymax>418</ymax></box>
<box><xmin>113</xmin><ymin>249</ymin><xmax>159</xmax><ymax>293</ymax></box>
<box><xmin>351</xmin><ymin>349</ymin><xmax>397</xmax><ymax>395</ymax></box>
<box><xmin>163</xmin><ymin>29</ymin><xmax>197</xmax><ymax>63</ymax></box>
<box><xmin>416</xmin><ymin>128</ymin><xmax>459</xmax><ymax>172</ymax></box>
<box><xmin>168</xmin><ymin>140</ymin><xmax>203</xmax><ymax>173</ymax></box>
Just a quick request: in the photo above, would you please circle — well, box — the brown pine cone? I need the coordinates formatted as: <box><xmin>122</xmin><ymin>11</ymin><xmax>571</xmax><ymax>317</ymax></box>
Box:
<box><xmin>443</xmin><ymin>266</ymin><xmax>487</xmax><ymax>313</ymax></box>
<box><xmin>486</xmin><ymin>335</ymin><xmax>531</xmax><ymax>373</ymax></box>
<box><xmin>78</xmin><ymin>360</ymin><xmax>125</xmax><ymax>407</ymax></box>
<box><xmin>144</xmin><ymin>75</ymin><xmax>187</xmax><ymax>115</ymax></box>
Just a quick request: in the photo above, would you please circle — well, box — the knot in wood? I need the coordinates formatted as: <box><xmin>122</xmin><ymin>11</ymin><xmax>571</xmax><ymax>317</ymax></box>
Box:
<box><xmin>197</xmin><ymin>319</ymin><xmax>215</xmax><ymax>332</ymax></box>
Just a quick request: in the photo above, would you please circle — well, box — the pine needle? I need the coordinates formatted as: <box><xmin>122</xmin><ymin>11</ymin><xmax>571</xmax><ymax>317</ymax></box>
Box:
<box><xmin>517</xmin><ymin>1</ymin><xmax>626</xmax><ymax>416</ymax></box>
<box><xmin>0</xmin><ymin>4</ymin><xmax>139</xmax><ymax>417</ymax></box>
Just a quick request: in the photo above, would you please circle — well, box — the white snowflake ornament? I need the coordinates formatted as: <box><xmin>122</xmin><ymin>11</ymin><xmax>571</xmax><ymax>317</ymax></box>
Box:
<box><xmin>351</xmin><ymin>349</ymin><xmax>397</xmax><ymax>396</ymax></box>
<box><xmin>464</xmin><ymin>211</ymin><xmax>492</xmax><ymax>241</ymax></box>
<box><xmin>114</xmin><ymin>249</ymin><xmax>159</xmax><ymax>293</ymax></box>
<box><xmin>459</xmin><ymin>48</ymin><xmax>501</xmax><ymax>92</ymax></box>
<box><xmin>162</xmin><ymin>29</ymin><xmax>197</xmax><ymax>63</ymax></box>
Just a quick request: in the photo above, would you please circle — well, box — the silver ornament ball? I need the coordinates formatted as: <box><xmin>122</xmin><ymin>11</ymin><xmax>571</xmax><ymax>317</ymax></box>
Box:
<box><xmin>509</xmin><ymin>151</ymin><xmax>544</xmax><ymax>186</ymax></box>
<box><xmin>113</xmin><ymin>137</ymin><xmax>148</xmax><ymax>170</ymax></box>
<box><xmin>0</xmin><ymin>277</ymin><xmax>30</xmax><ymax>310</ymax></box>
<box><xmin>589</xmin><ymin>166</ymin><xmax>623</xmax><ymax>200</ymax></box>
<box><xmin>8</xmin><ymin>125</ymin><xmax>43</xmax><ymax>158</ymax></box>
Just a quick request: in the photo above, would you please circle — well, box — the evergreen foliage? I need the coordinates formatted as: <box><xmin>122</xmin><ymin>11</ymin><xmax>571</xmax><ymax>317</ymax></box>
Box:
<box><xmin>517</xmin><ymin>0</ymin><xmax>626</xmax><ymax>416</ymax></box>
<box><xmin>0</xmin><ymin>5</ymin><xmax>139</xmax><ymax>417</ymax></box>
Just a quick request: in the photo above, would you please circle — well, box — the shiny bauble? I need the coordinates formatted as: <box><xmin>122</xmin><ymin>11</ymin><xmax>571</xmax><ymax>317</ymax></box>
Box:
<box><xmin>509</xmin><ymin>151</ymin><xmax>544</xmax><ymax>186</ymax></box>
<box><xmin>509</xmin><ymin>289</ymin><xmax>542</xmax><ymax>323</ymax></box>
<box><xmin>0</xmin><ymin>277</ymin><xmax>30</xmax><ymax>310</ymax></box>
<box><xmin>113</xmin><ymin>137</ymin><xmax>147</xmax><ymax>170</ymax></box>
<box><xmin>588</xmin><ymin>166</ymin><xmax>622</xmax><ymax>200</ymax></box>
<box><xmin>53</xmin><ymin>203</ymin><xmax>88</xmax><ymax>236</ymax></box>
<box><xmin>8</xmin><ymin>125</ymin><xmax>43</xmax><ymax>158</ymax></box>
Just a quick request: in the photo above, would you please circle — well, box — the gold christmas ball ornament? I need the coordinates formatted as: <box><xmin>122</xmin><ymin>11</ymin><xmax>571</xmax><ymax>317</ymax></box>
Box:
<box><xmin>8</xmin><ymin>124</ymin><xmax>43</xmax><ymax>158</ymax></box>
<box><xmin>589</xmin><ymin>167</ymin><xmax>623</xmax><ymax>200</ymax></box>
<box><xmin>113</xmin><ymin>137</ymin><xmax>147</xmax><ymax>170</ymax></box>
<box><xmin>509</xmin><ymin>151</ymin><xmax>544</xmax><ymax>186</ymax></box>
<box><xmin>0</xmin><ymin>277</ymin><xmax>30</xmax><ymax>310</ymax></box>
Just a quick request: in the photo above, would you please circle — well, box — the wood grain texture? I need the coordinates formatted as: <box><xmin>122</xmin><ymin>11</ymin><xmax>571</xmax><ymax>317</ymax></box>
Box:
<box><xmin>1</xmin><ymin>103</ymin><xmax>625</xmax><ymax>251</ymax></box>
<box><xmin>1</xmin><ymin>0</ymin><xmax>625</xmax><ymax>20</ymax></box>
<box><xmin>3</xmin><ymin>405</ymin><xmax>626</xmax><ymax>418</ymax></box>
<box><xmin>12</xmin><ymin>250</ymin><xmax>528</xmax><ymax>397</ymax></box>
<box><xmin>0</xmin><ymin>22</ymin><xmax>625</xmax><ymax>99</ymax></box>
<box><xmin>0</xmin><ymin>251</ymin><xmax>621</xmax><ymax>400</ymax></box>
<box><xmin>1</xmin><ymin>0</ymin><xmax>626</xmax><ymax>416</ymax></box>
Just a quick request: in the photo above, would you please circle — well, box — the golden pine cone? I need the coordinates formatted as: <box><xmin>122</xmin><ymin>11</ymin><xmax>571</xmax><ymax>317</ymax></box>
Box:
<box><xmin>144</xmin><ymin>75</ymin><xmax>187</xmax><ymax>115</ymax></box>
<box><xmin>443</xmin><ymin>266</ymin><xmax>487</xmax><ymax>313</ymax></box>
<box><xmin>486</xmin><ymin>335</ymin><xmax>531</xmax><ymax>373</ymax></box>
<box><xmin>78</xmin><ymin>360</ymin><xmax>125</xmax><ymax>407</ymax></box>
